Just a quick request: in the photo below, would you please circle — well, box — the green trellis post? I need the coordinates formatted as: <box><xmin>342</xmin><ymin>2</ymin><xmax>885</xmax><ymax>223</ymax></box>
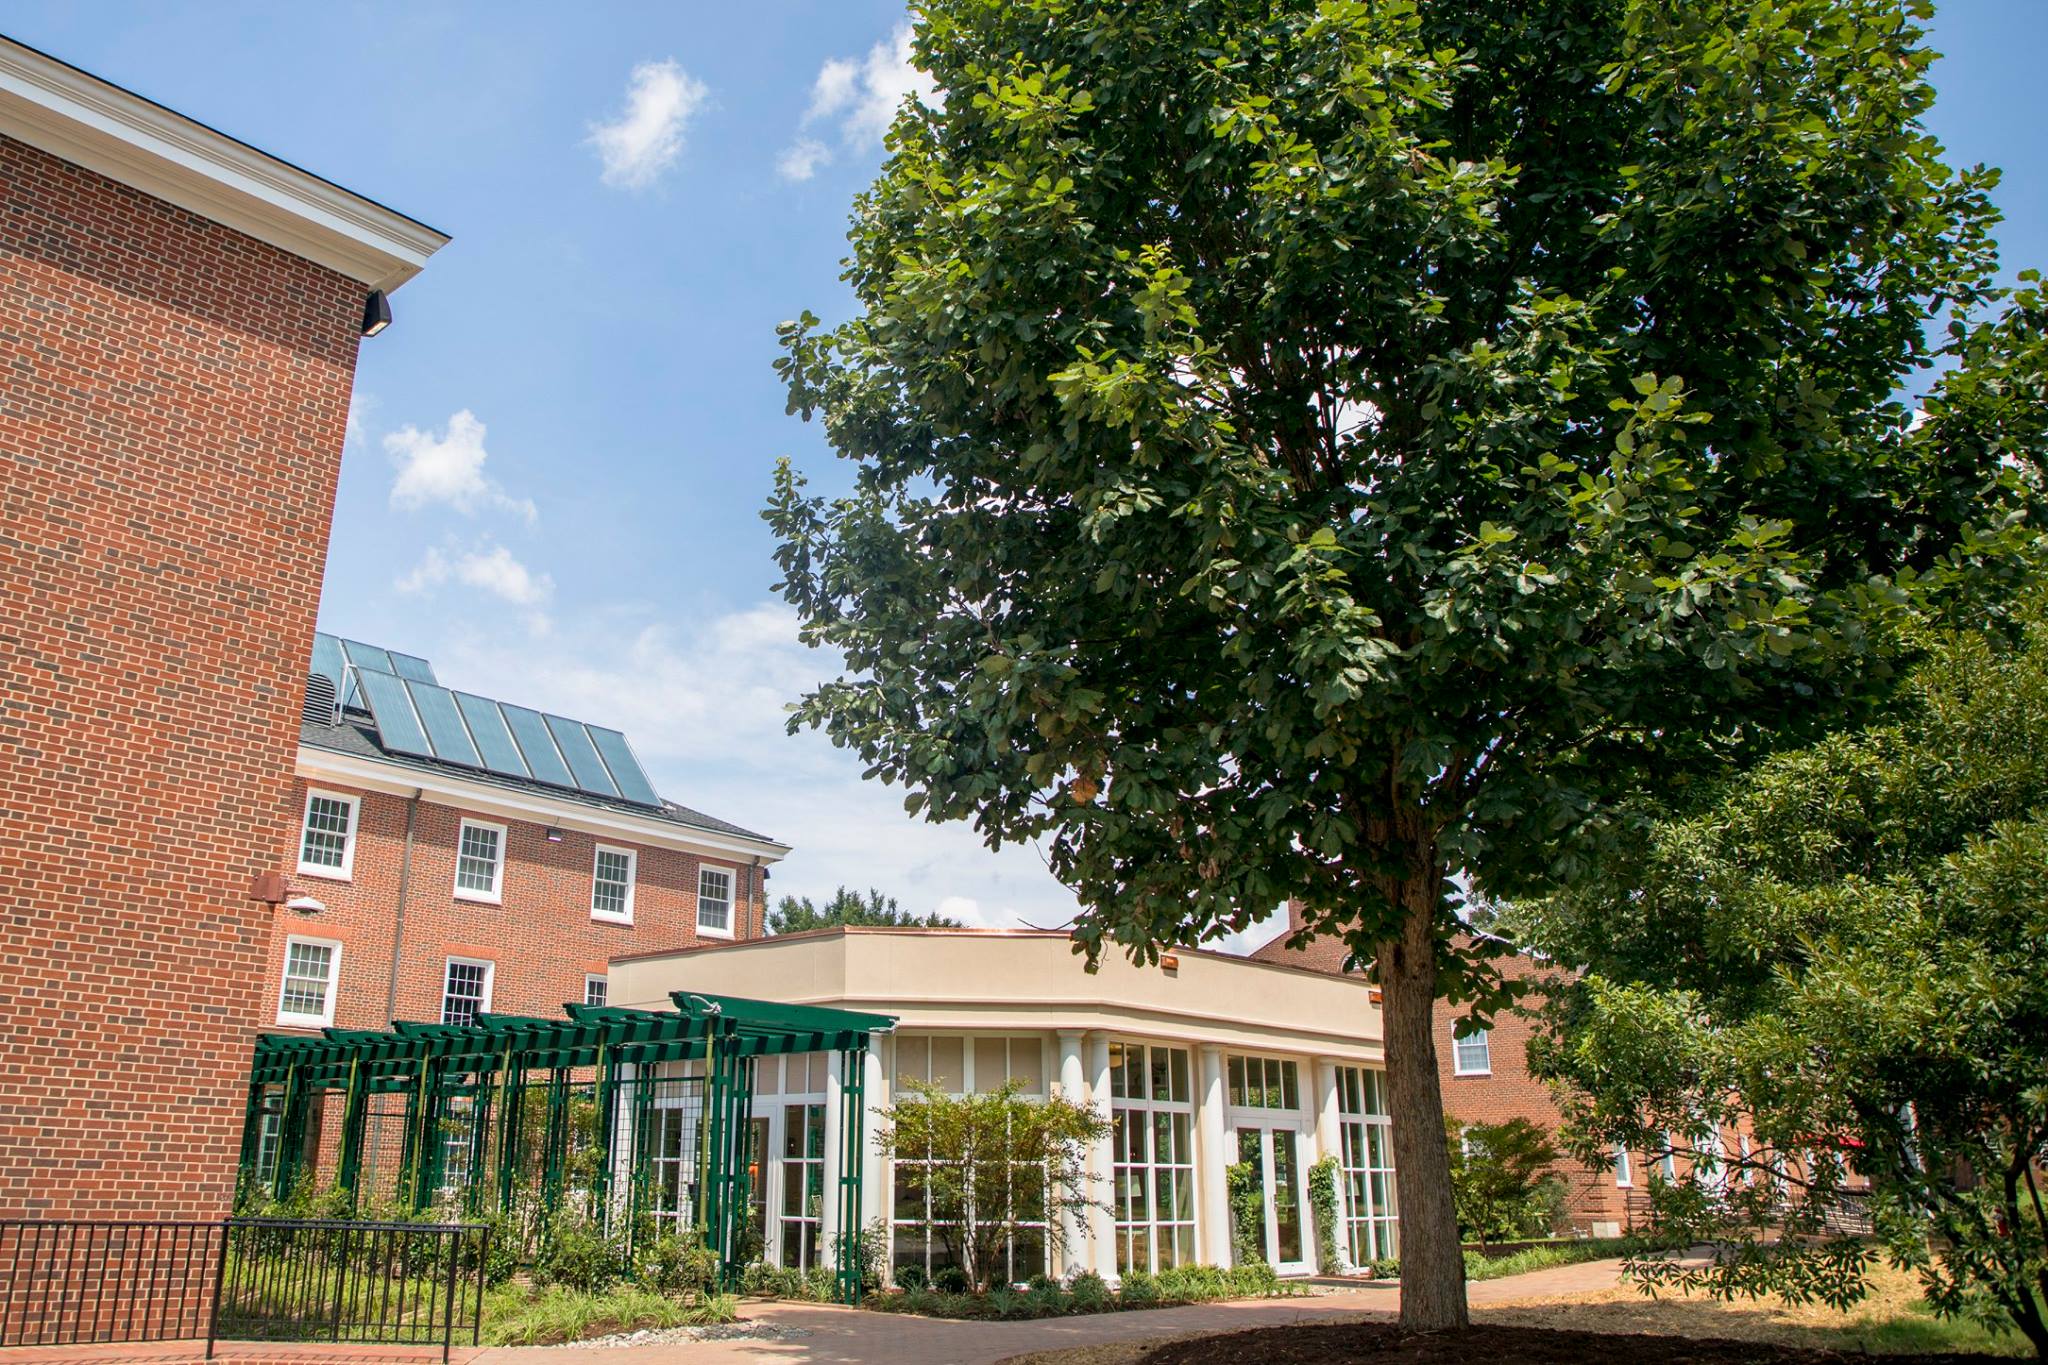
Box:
<box><xmin>834</xmin><ymin>1042</ymin><xmax>870</xmax><ymax>1303</ymax></box>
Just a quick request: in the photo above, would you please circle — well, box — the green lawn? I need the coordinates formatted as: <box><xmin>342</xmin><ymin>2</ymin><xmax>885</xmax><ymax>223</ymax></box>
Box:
<box><xmin>1463</xmin><ymin>1238</ymin><xmax>1635</xmax><ymax>1282</ymax></box>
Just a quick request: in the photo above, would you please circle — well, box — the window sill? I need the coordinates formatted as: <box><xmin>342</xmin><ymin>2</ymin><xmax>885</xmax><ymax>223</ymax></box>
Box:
<box><xmin>277</xmin><ymin>1013</ymin><xmax>332</xmax><ymax>1030</ymax></box>
<box><xmin>454</xmin><ymin>888</ymin><xmax>502</xmax><ymax>905</ymax></box>
<box><xmin>296</xmin><ymin>865</ymin><xmax>353</xmax><ymax>883</ymax></box>
<box><xmin>591</xmin><ymin>910</ymin><xmax>634</xmax><ymax>927</ymax></box>
<box><xmin>696</xmin><ymin>921</ymin><xmax>735</xmax><ymax>940</ymax></box>
<box><xmin>1452</xmin><ymin>1068</ymin><xmax>1493</xmax><ymax>1078</ymax></box>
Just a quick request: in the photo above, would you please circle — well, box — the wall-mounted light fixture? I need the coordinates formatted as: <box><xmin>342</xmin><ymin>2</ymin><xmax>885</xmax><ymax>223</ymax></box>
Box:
<box><xmin>360</xmin><ymin>289</ymin><xmax>392</xmax><ymax>337</ymax></box>
<box><xmin>285</xmin><ymin>895</ymin><xmax>326</xmax><ymax>915</ymax></box>
<box><xmin>544</xmin><ymin>827</ymin><xmax>564</xmax><ymax>843</ymax></box>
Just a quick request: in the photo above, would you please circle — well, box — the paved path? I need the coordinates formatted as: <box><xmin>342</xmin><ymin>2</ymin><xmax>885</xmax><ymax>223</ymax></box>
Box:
<box><xmin>0</xmin><ymin>1259</ymin><xmax>1642</xmax><ymax>1365</ymax></box>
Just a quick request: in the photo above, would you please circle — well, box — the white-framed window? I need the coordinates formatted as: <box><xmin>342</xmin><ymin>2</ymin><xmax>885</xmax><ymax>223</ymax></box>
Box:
<box><xmin>890</xmin><ymin>1034</ymin><xmax>1049</xmax><ymax>1286</ymax></box>
<box><xmin>697</xmin><ymin>864</ymin><xmax>734</xmax><ymax>937</ymax></box>
<box><xmin>454</xmin><ymin>819</ymin><xmax>505</xmax><ymax>903</ymax></box>
<box><xmin>277</xmin><ymin>934</ymin><xmax>341</xmax><ymax>1027</ymax></box>
<box><xmin>1452</xmin><ymin>1021</ymin><xmax>1492</xmax><ymax>1076</ymax></box>
<box><xmin>297</xmin><ymin>789</ymin><xmax>359</xmax><ymax>879</ymax></box>
<box><xmin>1110</xmin><ymin>1041</ymin><xmax>1196</xmax><ymax>1274</ymax></box>
<box><xmin>1337</xmin><ymin>1066</ymin><xmax>1398</xmax><ymax>1264</ymax></box>
<box><xmin>591</xmin><ymin>844</ymin><xmax>636</xmax><ymax>924</ymax></box>
<box><xmin>1614</xmin><ymin>1142</ymin><xmax>1634</xmax><ymax>1188</ymax></box>
<box><xmin>584</xmin><ymin>974</ymin><xmax>608</xmax><ymax>1008</ymax></box>
<box><xmin>1226</xmin><ymin>1054</ymin><xmax>1301</xmax><ymax>1111</ymax></box>
<box><xmin>441</xmin><ymin>956</ymin><xmax>494</xmax><ymax>1026</ymax></box>
<box><xmin>1660</xmin><ymin>1132</ymin><xmax>1678</xmax><ymax>1181</ymax></box>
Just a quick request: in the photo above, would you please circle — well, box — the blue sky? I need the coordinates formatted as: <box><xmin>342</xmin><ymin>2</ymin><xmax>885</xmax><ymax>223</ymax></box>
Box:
<box><xmin>9</xmin><ymin>2</ymin><xmax>2046</xmax><ymax>942</ymax></box>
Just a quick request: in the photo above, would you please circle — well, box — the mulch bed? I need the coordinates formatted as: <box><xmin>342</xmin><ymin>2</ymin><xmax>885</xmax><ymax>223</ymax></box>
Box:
<box><xmin>1137</xmin><ymin>1322</ymin><xmax>2000</xmax><ymax>1364</ymax></box>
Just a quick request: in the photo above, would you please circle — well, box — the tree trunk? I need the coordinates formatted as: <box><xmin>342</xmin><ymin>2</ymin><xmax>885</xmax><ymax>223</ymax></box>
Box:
<box><xmin>1379</xmin><ymin>875</ymin><xmax>1469</xmax><ymax>1331</ymax></box>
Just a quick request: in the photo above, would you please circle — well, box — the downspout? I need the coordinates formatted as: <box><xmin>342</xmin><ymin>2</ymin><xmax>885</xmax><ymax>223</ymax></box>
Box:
<box><xmin>750</xmin><ymin>857</ymin><xmax>763</xmax><ymax>939</ymax></box>
<box><xmin>384</xmin><ymin>788</ymin><xmax>422</xmax><ymax>1024</ymax></box>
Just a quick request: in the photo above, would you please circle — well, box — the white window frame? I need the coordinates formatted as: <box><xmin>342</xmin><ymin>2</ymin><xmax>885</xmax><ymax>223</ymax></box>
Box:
<box><xmin>441</xmin><ymin>955</ymin><xmax>495</xmax><ymax>1025</ymax></box>
<box><xmin>1614</xmin><ymin>1142</ymin><xmax>1634</xmax><ymax>1188</ymax></box>
<box><xmin>296</xmin><ymin>788</ymin><xmax>359</xmax><ymax>880</ymax></box>
<box><xmin>453</xmin><ymin>818</ymin><xmax>507</xmax><ymax>904</ymax></box>
<box><xmin>277</xmin><ymin>934</ymin><xmax>341</xmax><ymax>1028</ymax></box>
<box><xmin>1451</xmin><ymin>1021</ymin><xmax>1493</xmax><ymax>1076</ymax></box>
<box><xmin>584</xmin><ymin>973</ymin><xmax>609</xmax><ymax>1008</ymax></box>
<box><xmin>590</xmin><ymin>843</ymin><xmax>637</xmax><ymax>924</ymax></box>
<box><xmin>697</xmin><ymin>863</ymin><xmax>735</xmax><ymax>939</ymax></box>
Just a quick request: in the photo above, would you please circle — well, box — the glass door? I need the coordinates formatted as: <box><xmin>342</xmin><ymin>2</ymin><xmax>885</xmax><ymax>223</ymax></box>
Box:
<box><xmin>1234</xmin><ymin>1125</ymin><xmax>1312</xmax><ymax>1275</ymax></box>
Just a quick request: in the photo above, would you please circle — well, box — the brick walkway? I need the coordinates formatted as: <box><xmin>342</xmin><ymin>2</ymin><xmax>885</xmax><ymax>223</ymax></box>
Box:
<box><xmin>0</xmin><ymin>1260</ymin><xmax>1638</xmax><ymax>1365</ymax></box>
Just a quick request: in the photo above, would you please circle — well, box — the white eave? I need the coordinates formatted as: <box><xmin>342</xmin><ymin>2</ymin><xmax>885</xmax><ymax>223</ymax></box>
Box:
<box><xmin>0</xmin><ymin>37</ymin><xmax>447</xmax><ymax>291</ymax></box>
<box><xmin>297</xmin><ymin>743</ymin><xmax>793</xmax><ymax>865</ymax></box>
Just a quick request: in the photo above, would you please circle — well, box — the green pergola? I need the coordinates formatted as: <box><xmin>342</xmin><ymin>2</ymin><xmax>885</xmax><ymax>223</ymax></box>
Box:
<box><xmin>239</xmin><ymin>992</ymin><xmax>893</xmax><ymax>1300</ymax></box>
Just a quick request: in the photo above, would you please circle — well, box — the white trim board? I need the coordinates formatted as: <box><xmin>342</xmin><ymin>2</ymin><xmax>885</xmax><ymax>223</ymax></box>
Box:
<box><xmin>0</xmin><ymin>37</ymin><xmax>446</xmax><ymax>290</ymax></box>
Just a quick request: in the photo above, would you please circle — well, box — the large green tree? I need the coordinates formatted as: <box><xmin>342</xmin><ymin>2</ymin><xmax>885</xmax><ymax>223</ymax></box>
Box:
<box><xmin>1512</xmin><ymin>594</ymin><xmax>2048</xmax><ymax>1355</ymax></box>
<box><xmin>767</xmin><ymin>0</ymin><xmax>2036</xmax><ymax>1325</ymax></box>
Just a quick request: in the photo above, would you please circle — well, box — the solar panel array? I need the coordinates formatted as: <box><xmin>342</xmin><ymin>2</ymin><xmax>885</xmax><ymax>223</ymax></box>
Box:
<box><xmin>313</xmin><ymin>633</ymin><xmax>437</xmax><ymax>709</ymax></box>
<box><xmin>351</xmin><ymin>666</ymin><xmax>664</xmax><ymax>810</ymax></box>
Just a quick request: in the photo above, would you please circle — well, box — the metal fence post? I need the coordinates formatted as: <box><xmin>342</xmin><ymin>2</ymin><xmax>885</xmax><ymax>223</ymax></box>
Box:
<box><xmin>441</xmin><ymin>1226</ymin><xmax>460</xmax><ymax>1365</ymax></box>
<box><xmin>471</xmin><ymin>1225</ymin><xmax>489</xmax><ymax>1346</ymax></box>
<box><xmin>203</xmin><ymin>1221</ymin><xmax>229</xmax><ymax>1361</ymax></box>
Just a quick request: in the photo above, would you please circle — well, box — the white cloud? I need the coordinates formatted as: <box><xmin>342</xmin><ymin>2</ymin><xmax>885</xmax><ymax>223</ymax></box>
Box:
<box><xmin>589</xmin><ymin>59</ymin><xmax>709</xmax><ymax>190</ymax></box>
<box><xmin>776</xmin><ymin>137</ymin><xmax>831</xmax><ymax>183</ymax></box>
<box><xmin>384</xmin><ymin>409</ymin><xmax>537</xmax><ymax>523</ymax></box>
<box><xmin>397</xmin><ymin>542</ymin><xmax>554</xmax><ymax>612</ymax></box>
<box><xmin>776</xmin><ymin>23</ymin><xmax>939</xmax><ymax>181</ymax></box>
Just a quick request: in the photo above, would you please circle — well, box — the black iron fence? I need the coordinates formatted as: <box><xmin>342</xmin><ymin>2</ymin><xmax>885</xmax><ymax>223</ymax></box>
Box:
<box><xmin>212</xmin><ymin>1218</ymin><xmax>488</xmax><ymax>1362</ymax></box>
<box><xmin>0</xmin><ymin>1220</ymin><xmax>226</xmax><ymax>1348</ymax></box>
<box><xmin>0</xmin><ymin>1218</ymin><xmax>488</xmax><ymax>1362</ymax></box>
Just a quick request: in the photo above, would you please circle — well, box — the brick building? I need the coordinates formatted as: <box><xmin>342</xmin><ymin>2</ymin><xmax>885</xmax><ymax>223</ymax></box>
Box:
<box><xmin>1251</xmin><ymin>905</ymin><xmax>1643</xmax><ymax>1235</ymax></box>
<box><xmin>266</xmin><ymin>634</ymin><xmax>788</xmax><ymax>1042</ymax></box>
<box><xmin>0</xmin><ymin>38</ymin><xmax>444</xmax><ymax>1217</ymax></box>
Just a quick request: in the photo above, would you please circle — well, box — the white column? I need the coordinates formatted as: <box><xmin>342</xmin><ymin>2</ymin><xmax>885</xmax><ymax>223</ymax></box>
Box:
<box><xmin>1085</xmin><ymin>1032</ymin><xmax>1117</xmax><ymax>1278</ymax></box>
<box><xmin>1315</xmin><ymin>1059</ymin><xmax>1344</xmax><ymax>1270</ymax></box>
<box><xmin>1055</xmin><ymin>1030</ymin><xmax>1089</xmax><ymax>1276</ymax></box>
<box><xmin>820</xmin><ymin>1050</ymin><xmax>845</xmax><ymax>1254</ymax></box>
<box><xmin>1197</xmin><ymin>1046</ymin><xmax>1233</xmax><ymax>1267</ymax></box>
<box><xmin>861</xmin><ymin>1044</ymin><xmax>887</xmax><ymax>1237</ymax></box>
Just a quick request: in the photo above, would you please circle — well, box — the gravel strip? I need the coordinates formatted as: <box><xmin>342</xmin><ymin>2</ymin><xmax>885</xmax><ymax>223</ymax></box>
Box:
<box><xmin>543</xmin><ymin>1320</ymin><xmax>813</xmax><ymax>1348</ymax></box>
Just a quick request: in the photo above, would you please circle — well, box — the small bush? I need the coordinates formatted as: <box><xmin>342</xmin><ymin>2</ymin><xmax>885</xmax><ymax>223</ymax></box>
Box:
<box><xmin>1119</xmin><ymin>1269</ymin><xmax>1160</xmax><ymax>1304</ymax></box>
<box><xmin>1024</xmin><ymin>1279</ymin><xmax>1070</xmax><ymax>1316</ymax></box>
<box><xmin>894</xmin><ymin>1263</ymin><xmax>929</xmax><ymax>1291</ymax></box>
<box><xmin>533</xmin><ymin>1213</ymin><xmax>626</xmax><ymax>1294</ymax></box>
<box><xmin>482</xmin><ymin>1285</ymin><xmax>737</xmax><ymax>1346</ymax></box>
<box><xmin>1226</xmin><ymin>1261</ymin><xmax>1281</xmax><ymax>1296</ymax></box>
<box><xmin>1369</xmin><ymin>1256</ymin><xmax>1400</xmax><ymax>1280</ymax></box>
<box><xmin>1156</xmin><ymin>1263</ymin><xmax>1229</xmax><ymax>1300</ymax></box>
<box><xmin>986</xmin><ymin>1286</ymin><xmax>1029</xmax><ymax>1319</ymax></box>
<box><xmin>932</xmin><ymin>1264</ymin><xmax>970</xmax><ymax>1294</ymax></box>
<box><xmin>1068</xmin><ymin>1269</ymin><xmax>1112</xmax><ymax>1310</ymax></box>
<box><xmin>636</xmin><ymin>1230</ymin><xmax>718</xmax><ymax>1298</ymax></box>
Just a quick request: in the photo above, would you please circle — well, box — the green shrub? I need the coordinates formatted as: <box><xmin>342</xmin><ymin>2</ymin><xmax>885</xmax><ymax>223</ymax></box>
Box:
<box><xmin>1119</xmin><ymin>1269</ymin><xmax>1159</xmax><ymax>1304</ymax></box>
<box><xmin>894</xmin><ymin>1263</ymin><xmax>929</xmax><ymax>1291</ymax></box>
<box><xmin>482</xmin><ymin>1285</ymin><xmax>738</xmax><ymax>1346</ymax></box>
<box><xmin>1024</xmin><ymin>1279</ymin><xmax>1070</xmax><ymax>1316</ymax></box>
<box><xmin>636</xmin><ymin>1229</ymin><xmax>718</xmax><ymax>1298</ymax></box>
<box><xmin>1226</xmin><ymin>1260</ymin><xmax>1281</xmax><ymax>1296</ymax></box>
<box><xmin>1067</xmin><ymin>1269</ymin><xmax>1112</xmax><ymax>1310</ymax></box>
<box><xmin>803</xmin><ymin>1264</ymin><xmax>840</xmax><ymax>1302</ymax></box>
<box><xmin>1307</xmin><ymin>1156</ymin><xmax>1341</xmax><ymax>1273</ymax></box>
<box><xmin>1156</xmin><ymin>1263</ymin><xmax>1229</xmax><ymax>1300</ymax></box>
<box><xmin>1369</xmin><ymin>1256</ymin><xmax>1400</xmax><ymax>1280</ymax></box>
<box><xmin>986</xmin><ymin>1286</ymin><xmax>1029</xmax><ymax>1319</ymax></box>
<box><xmin>932</xmin><ymin>1264</ymin><xmax>970</xmax><ymax>1294</ymax></box>
<box><xmin>533</xmin><ymin>1213</ymin><xmax>626</xmax><ymax>1294</ymax></box>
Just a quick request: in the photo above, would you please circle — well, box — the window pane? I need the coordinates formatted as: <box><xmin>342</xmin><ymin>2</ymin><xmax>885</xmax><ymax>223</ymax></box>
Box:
<box><xmin>441</xmin><ymin>960</ymin><xmax>488</xmax><ymax>1025</ymax></box>
<box><xmin>1169</xmin><ymin>1049</ymin><xmax>1189</xmax><ymax>1104</ymax></box>
<box><xmin>1228</xmin><ymin>1056</ymin><xmax>1245</xmax><ymax>1105</ymax></box>
<box><xmin>698</xmin><ymin>867</ymin><xmax>732</xmax><ymax>931</ymax></box>
<box><xmin>593</xmin><ymin>849</ymin><xmax>632</xmax><ymax>917</ymax></box>
<box><xmin>930</xmin><ymin>1037</ymin><xmax>963</xmax><ymax>1093</ymax></box>
<box><xmin>300</xmin><ymin>797</ymin><xmax>351</xmax><ymax>869</ymax></box>
<box><xmin>1150</xmin><ymin>1048</ymin><xmax>1170</xmax><ymax>1103</ymax></box>
<box><xmin>894</xmin><ymin>1037</ymin><xmax>929</xmax><ymax>1089</ymax></box>
<box><xmin>281</xmin><ymin>941</ymin><xmax>333</xmax><ymax>1018</ymax></box>
<box><xmin>583</xmin><ymin>976</ymin><xmax>607</xmax><ymax>1008</ymax></box>
<box><xmin>1108</xmin><ymin>1043</ymin><xmax>1127</xmax><ymax>1098</ymax></box>
<box><xmin>1009</xmin><ymin>1038</ymin><xmax>1045</xmax><ymax>1095</ymax></box>
<box><xmin>974</xmin><ymin>1037</ymin><xmax>1008</xmax><ymax>1092</ymax></box>
<box><xmin>456</xmin><ymin>824</ymin><xmax>500</xmax><ymax>894</ymax></box>
<box><xmin>1282</xmin><ymin>1061</ymin><xmax>1300</xmax><ymax>1111</ymax></box>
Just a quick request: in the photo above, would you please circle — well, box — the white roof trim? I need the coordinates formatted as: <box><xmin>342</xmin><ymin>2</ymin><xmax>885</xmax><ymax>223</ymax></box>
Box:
<box><xmin>297</xmin><ymin>744</ymin><xmax>791</xmax><ymax>863</ymax></box>
<box><xmin>0</xmin><ymin>38</ymin><xmax>447</xmax><ymax>290</ymax></box>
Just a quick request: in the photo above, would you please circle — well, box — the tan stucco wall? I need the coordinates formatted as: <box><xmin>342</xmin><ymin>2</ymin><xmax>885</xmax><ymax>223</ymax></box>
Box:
<box><xmin>610</xmin><ymin>928</ymin><xmax>1385</xmax><ymax>1063</ymax></box>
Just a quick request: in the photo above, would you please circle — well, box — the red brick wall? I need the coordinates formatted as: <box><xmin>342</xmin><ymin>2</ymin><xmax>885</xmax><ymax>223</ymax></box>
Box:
<box><xmin>264</xmin><ymin>779</ymin><xmax>766</xmax><ymax>1034</ymax></box>
<box><xmin>1253</xmin><ymin>909</ymin><xmax>1644</xmax><ymax>1231</ymax></box>
<box><xmin>0</xmin><ymin>135</ymin><xmax>365</xmax><ymax>1218</ymax></box>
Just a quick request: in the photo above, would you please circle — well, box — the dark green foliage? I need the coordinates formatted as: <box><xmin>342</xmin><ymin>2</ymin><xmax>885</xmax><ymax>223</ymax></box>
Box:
<box><xmin>1514</xmin><ymin>603</ymin><xmax>2048</xmax><ymax>1354</ymax></box>
<box><xmin>931</xmin><ymin>1265</ymin><xmax>971</xmax><ymax>1295</ymax></box>
<box><xmin>1067</xmin><ymin>1269</ymin><xmax>1112</xmax><ymax>1309</ymax></box>
<box><xmin>766</xmin><ymin>0</ymin><xmax>2044</xmax><ymax>1326</ymax></box>
<box><xmin>768</xmin><ymin>885</ymin><xmax>963</xmax><ymax>934</ymax></box>
<box><xmin>635</xmin><ymin>1229</ymin><xmax>718</xmax><ymax>1299</ymax></box>
<box><xmin>1226</xmin><ymin>1159</ymin><xmax>1265</xmax><ymax>1267</ymax></box>
<box><xmin>1307</xmin><ymin>1155</ymin><xmax>1341</xmax><ymax>1273</ymax></box>
<box><xmin>1444</xmin><ymin>1116</ymin><xmax>1565</xmax><ymax>1245</ymax></box>
<box><xmin>533</xmin><ymin>1212</ymin><xmax>628</xmax><ymax>1295</ymax></box>
<box><xmin>1117</xmin><ymin>1269</ymin><xmax>1159</xmax><ymax>1304</ymax></box>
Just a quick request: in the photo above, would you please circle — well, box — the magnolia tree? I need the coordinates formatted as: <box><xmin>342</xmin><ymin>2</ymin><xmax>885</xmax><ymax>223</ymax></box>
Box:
<box><xmin>768</xmin><ymin>0</ymin><xmax>2036</xmax><ymax>1327</ymax></box>
<box><xmin>1514</xmin><ymin>596</ymin><xmax>2048</xmax><ymax>1355</ymax></box>
<box><xmin>875</xmin><ymin>1081</ymin><xmax>1107</xmax><ymax>1293</ymax></box>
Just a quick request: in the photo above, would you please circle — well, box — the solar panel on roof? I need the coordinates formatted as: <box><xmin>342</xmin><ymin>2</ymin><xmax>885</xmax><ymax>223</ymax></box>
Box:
<box><xmin>311</xmin><ymin>633</ymin><xmax>346</xmax><ymax>696</ymax></box>
<box><xmin>546</xmin><ymin>715</ymin><xmax>620</xmax><ymax>798</ymax></box>
<box><xmin>587</xmin><ymin>726</ymin><xmax>661</xmax><ymax>807</ymax></box>
<box><xmin>341</xmin><ymin>639</ymin><xmax>395</xmax><ymax>674</ymax></box>
<box><xmin>407</xmin><ymin>681</ymin><xmax>482</xmax><ymax>767</ymax></box>
<box><xmin>357</xmin><ymin>668</ymin><xmax>431</xmax><ymax>757</ymax></box>
<box><xmin>455</xmin><ymin>692</ymin><xmax>530</xmax><ymax>778</ymax></box>
<box><xmin>501</xmin><ymin>703</ymin><xmax>576</xmax><ymax>788</ymax></box>
<box><xmin>390</xmin><ymin>652</ymin><xmax>437</xmax><ymax>684</ymax></box>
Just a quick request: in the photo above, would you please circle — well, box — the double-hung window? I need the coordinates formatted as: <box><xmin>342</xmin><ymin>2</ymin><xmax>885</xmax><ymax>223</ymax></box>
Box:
<box><xmin>454</xmin><ymin>819</ymin><xmax>505</xmax><ymax>903</ymax></box>
<box><xmin>277</xmin><ymin>935</ymin><xmax>340</xmax><ymax>1027</ymax></box>
<box><xmin>583</xmin><ymin>974</ymin><xmax>608</xmax><ymax>1008</ymax></box>
<box><xmin>1614</xmin><ymin>1142</ymin><xmax>1634</xmax><ymax>1188</ymax></box>
<box><xmin>697</xmin><ymin>864</ymin><xmax>734</xmax><ymax>937</ymax></box>
<box><xmin>441</xmin><ymin>957</ymin><xmax>493</xmax><ymax>1026</ymax></box>
<box><xmin>591</xmin><ymin>845</ymin><xmax>636</xmax><ymax>923</ymax></box>
<box><xmin>1452</xmin><ymin>1021</ymin><xmax>1492</xmax><ymax>1076</ymax></box>
<box><xmin>297</xmin><ymin>790</ymin><xmax>358</xmax><ymax>879</ymax></box>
